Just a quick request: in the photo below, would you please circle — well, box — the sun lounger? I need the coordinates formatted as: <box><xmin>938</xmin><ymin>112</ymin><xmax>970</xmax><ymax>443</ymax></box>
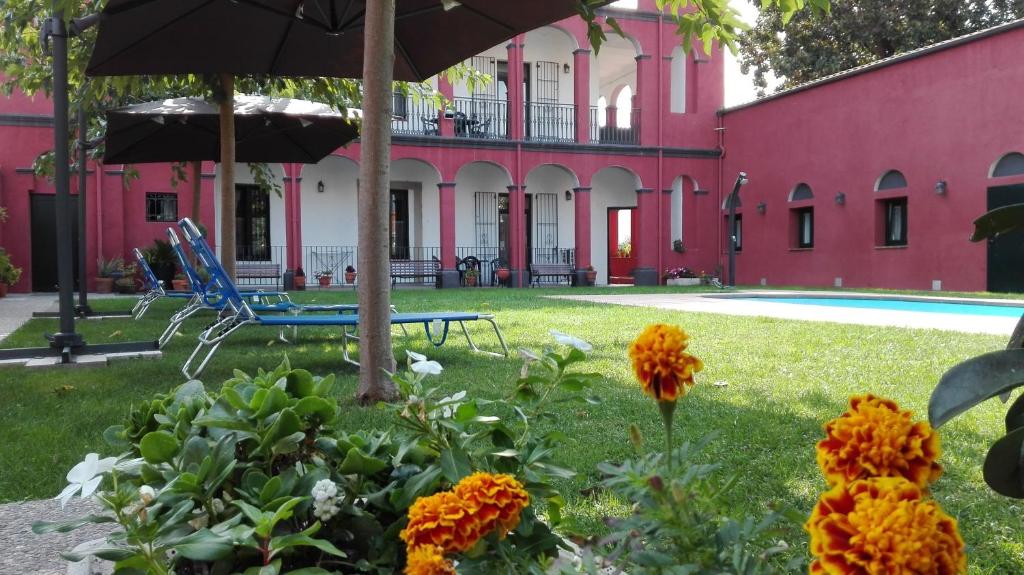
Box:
<box><xmin>176</xmin><ymin>217</ymin><xmax>508</xmax><ymax>378</ymax></box>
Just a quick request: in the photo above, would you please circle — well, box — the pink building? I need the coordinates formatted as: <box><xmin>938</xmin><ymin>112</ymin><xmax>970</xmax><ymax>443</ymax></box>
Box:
<box><xmin>2</xmin><ymin>5</ymin><xmax>1023</xmax><ymax>293</ymax></box>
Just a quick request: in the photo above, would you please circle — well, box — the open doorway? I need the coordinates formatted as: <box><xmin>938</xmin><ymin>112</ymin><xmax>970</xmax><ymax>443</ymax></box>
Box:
<box><xmin>987</xmin><ymin>184</ymin><xmax>1024</xmax><ymax>292</ymax></box>
<box><xmin>607</xmin><ymin>207</ymin><xmax>636</xmax><ymax>284</ymax></box>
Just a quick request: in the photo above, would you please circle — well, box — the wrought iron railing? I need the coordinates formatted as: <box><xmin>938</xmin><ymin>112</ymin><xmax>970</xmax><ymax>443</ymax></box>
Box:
<box><xmin>530</xmin><ymin>247</ymin><xmax>575</xmax><ymax>267</ymax></box>
<box><xmin>391</xmin><ymin>94</ymin><xmax>441</xmax><ymax>137</ymax></box>
<box><xmin>451</xmin><ymin>97</ymin><xmax>508</xmax><ymax>139</ymax></box>
<box><xmin>235</xmin><ymin>245</ymin><xmax>287</xmax><ymax>288</ymax></box>
<box><xmin>525</xmin><ymin>102</ymin><xmax>576</xmax><ymax>143</ymax></box>
<box><xmin>302</xmin><ymin>245</ymin><xmax>357</xmax><ymax>287</ymax></box>
<box><xmin>457</xmin><ymin>246</ymin><xmax>503</xmax><ymax>286</ymax></box>
<box><xmin>589</xmin><ymin>107</ymin><xmax>640</xmax><ymax>145</ymax></box>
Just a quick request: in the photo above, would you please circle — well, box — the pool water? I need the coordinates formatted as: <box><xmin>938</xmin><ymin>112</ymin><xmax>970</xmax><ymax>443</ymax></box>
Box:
<box><xmin>732</xmin><ymin>297</ymin><xmax>1024</xmax><ymax>318</ymax></box>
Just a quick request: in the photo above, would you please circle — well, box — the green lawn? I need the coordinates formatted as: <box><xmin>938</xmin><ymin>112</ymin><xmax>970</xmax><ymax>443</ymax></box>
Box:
<box><xmin>1</xmin><ymin>287</ymin><xmax>1020</xmax><ymax>572</ymax></box>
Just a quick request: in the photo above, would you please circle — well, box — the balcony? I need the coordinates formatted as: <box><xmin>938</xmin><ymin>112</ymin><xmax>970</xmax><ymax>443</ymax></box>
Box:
<box><xmin>391</xmin><ymin>94</ymin><xmax>440</xmax><ymax>137</ymax></box>
<box><xmin>589</xmin><ymin>106</ymin><xmax>640</xmax><ymax>145</ymax></box>
<box><xmin>451</xmin><ymin>97</ymin><xmax>508</xmax><ymax>139</ymax></box>
<box><xmin>525</xmin><ymin>102</ymin><xmax>576</xmax><ymax>143</ymax></box>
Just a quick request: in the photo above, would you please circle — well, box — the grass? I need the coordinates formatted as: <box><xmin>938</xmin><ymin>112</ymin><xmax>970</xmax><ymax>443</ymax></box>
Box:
<box><xmin>1</xmin><ymin>286</ymin><xmax>1021</xmax><ymax>572</ymax></box>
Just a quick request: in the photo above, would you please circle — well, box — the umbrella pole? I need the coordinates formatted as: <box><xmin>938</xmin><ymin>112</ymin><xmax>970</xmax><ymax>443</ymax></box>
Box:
<box><xmin>191</xmin><ymin>161</ymin><xmax>202</xmax><ymax>225</ymax></box>
<box><xmin>76</xmin><ymin>99</ymin><xmax>91</xmax><ymax>315</ymax></box>
<box><xmin>219</xmin><ymin>74</ymin><xmax>236</xmax><ymax>281</ymax></box>
<box><xmin>356</xmin><ymin>0</ymin><xmax>398</xmax><ymax>403</ymax></box>
<box><xmin>49</xmin><ymin>3</ymin><xmax>83</xmax><ymax>357</ymax></box>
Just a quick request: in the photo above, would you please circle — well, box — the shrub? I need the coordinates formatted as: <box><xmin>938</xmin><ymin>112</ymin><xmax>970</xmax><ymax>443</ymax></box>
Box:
<box><xmin>0</xmin><ymin>248</ymin><xmax>22</xmax><ymax>286</ymax></box>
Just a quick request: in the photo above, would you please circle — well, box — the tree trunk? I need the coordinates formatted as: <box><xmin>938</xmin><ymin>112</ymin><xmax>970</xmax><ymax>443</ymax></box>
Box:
<box><xmin>356</xmin><ymin>0</ymin><xmax>398</xmax><ymax>403</ymax></box>
<box><xmin>219</xmin><ymin>73</ymin><xmax>236</xmax><ymax>281</ymax></box>
<box><xmin>191</xmin><ymin>160</ymin><xmax>202</xmax><ymax>225</ymax></box>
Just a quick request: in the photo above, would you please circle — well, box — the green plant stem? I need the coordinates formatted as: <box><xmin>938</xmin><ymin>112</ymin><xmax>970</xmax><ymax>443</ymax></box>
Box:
<box><xmin>659</xmin><ymin>400</ymin><xmax>677</xmax><ymax>473</ymax></box>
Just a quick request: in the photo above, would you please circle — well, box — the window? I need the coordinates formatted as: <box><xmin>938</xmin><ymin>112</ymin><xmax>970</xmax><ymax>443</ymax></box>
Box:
<box><xmin>390</xmin><ymin>189</ymin><xmax>410</xmax><ymax>259</ymax></box>
<box><xmin>670</xmin><ymin>46</ymin><xmax>686</xmax><ymax>114</ymax></box>
<box><xmin>796</xmin><ymin>207</ymin><xmax>814</xmax><ymax>248</ymax></box>
<box><xmin>883</xmin><ymin>198</ymin><xmax>908</xmax><ymax>246</ymax></box>
<box><xmin>145</xmin><ymin>193</ymin><xmax>177</xmax><ymax>222</ymax></box>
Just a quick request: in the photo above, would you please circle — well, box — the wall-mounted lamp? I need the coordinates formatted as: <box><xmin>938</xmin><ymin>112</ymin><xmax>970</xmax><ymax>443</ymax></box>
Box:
<box><xmin>935</xmin><ymin>180</ymin><xmax>948</xmax><ymax>195</ymax></box>
<box><xmin>317</xmin><ymin>180</ymin><xmax>325</xmax><ymax>193</ymax></box>
<box><xmin>563</xmin><ymin>63</ymin><xmax>571</xmax><ymax>74</ymax></box>
<box><xmin>835</xmin><ymin>191</ymin><xmax>846</xmax><ymax>205</ymax></box>
<box><xmin>564</xmin><ymin>189</ymin><xmax>573</xmax><ymax>201</ymax></box>
<box><xmin>756</xmin><ymin>201</ymin><xmax>767</xmax><ymax>214</ymax></box>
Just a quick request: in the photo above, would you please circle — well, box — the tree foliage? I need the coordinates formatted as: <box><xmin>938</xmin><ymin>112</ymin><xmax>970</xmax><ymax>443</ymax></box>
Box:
<box><xmin>738</xmin><ymin>0</ymin><xmax>1023</xmax><ymax>95</ymax></box>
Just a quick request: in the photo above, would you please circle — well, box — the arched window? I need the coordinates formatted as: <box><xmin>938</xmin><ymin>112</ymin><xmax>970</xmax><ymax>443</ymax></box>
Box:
<box><xmin>596</xmin><ymin>96</ymin><xmax>608</xmax><ymax>128</ymax></box>
<box><xmin>670</xmin><ymin>46</ymin><xmax>686</xmax><ymax>114</ymax></box>
<box><xmin>615</xmin><ymin>86</ymin><xmax>633</xmax><ymax>128</ymax></box>
<box><xmin>789</xmin><ymin>183</ymin><xmax>814</xmax><ymax>201</ymax></box>
<box><xmin>992</xmin><ymin>152</ymin><xmax>1024</xmax><ymax>178</ymax></box>
<box><xmin>874</xmin><ymin>170</ymin><xmax>908</xmax><ymax>247</ymax></box>
<box><xmin>788</xmin><ymin>183</ymin><xmax>814</xmax><ymax>248</ymax></box>
<box><xmin>876</xmin><ymin>170</ymin><xmax>908</xmax><ymax>191</ymax></box>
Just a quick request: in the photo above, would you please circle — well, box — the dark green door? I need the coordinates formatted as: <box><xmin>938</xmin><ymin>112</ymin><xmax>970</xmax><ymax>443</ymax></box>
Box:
<box><xmin>30</xmin><ymin>193</ymin><xmax>79</xmax><ymax>292</ymax></box>
<box><xmin>987</xmin><ymin>184</ymin><xmax>1024</xmax><ymax>292</ymax></box>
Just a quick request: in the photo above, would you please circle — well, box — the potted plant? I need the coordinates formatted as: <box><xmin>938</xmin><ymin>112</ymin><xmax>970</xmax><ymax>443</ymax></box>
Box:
<box><xmin>142</xmin><ymin>239</ymin><xmax>177</xmax><ymax>287</ymax></box>
<box><xmin>583</xmin><ymin>265</ymin><xmax>597</xmax><ymax>286</ymax></box>
<box><xmin>495</xmin><ymin>261</ymin><xmax>510</xmax><ymax>283</ymax></box>
<box><xmin>115</xmin><ymin>263</ymin><xmax>138</xmax><ymax>294</ymax></box>
<box><xmin>171</xmin><ymin>271</ymin><xmax>189</xmax><ymax>291</ymax></box>
<box><xmin>95</xmin><ymin>256</ymin><xmax>122</xmax><ymax>294</ymax></box>
<box><xmin>0</xmin><ymin>248</ymin><xmax>22</xmax><ymax>297</ymax></box>
<box><xmin>665</xmin><ymin>266</ymin><xmax>700</xmax><ymax>287</ymax></box>
<box><xmin>294</xmin><ymin>265</ymin><xmax>306</xmax><ymax>290</ymax></box>
<box><xmin>344</xmin><ymin>265</ymin><xmax>357</xmax><ymax>284</ymax></box>
<box><xmin>464</xmin><ymin>267</ymin><xmax>480</xmax><ymax>287</ymax></box>
<box><xmin>316</xmin><ymin>269</ymin><xmax>333</xmax><ymax>288</ymax></box>
<box><xmin>672</xmin><ymin>239</ymin><xmax>686</xmax><ymax>253</ymax></box>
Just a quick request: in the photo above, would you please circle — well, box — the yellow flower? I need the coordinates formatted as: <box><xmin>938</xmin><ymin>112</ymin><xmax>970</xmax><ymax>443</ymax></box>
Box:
<box><xmin>816</xmin><ymin>394</ymin><xmax>942</xmax><ymax>488</ymax></box>
<box><xmin>628</xmin><ymin>324</ymin><xmax>703</xmax><ymax>402</ymax></box>
<box><xmin>400</xmin><ymin>491</ymin><xmax>485</xmax><ymax>554</ymax></box>
<box><xmin>453</xmin><ymin>472</ymin><xmax>530</xmax><ymax>536</ymax></box>
<box><xmin>806</xmin><ymin>477</ymin><xmax>966</xmax><ymax>575</ymax></box>
<box><xmin>404</xmin><ymin>545</ymin><xmax>456</xmax><ymax>575</ymax></box>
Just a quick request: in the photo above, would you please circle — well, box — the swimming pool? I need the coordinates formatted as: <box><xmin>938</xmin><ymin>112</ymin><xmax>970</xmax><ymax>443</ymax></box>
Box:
<box><xmin>728</xmin><ymin>296</ymin><xmax>1024</xmax><ymax>318</ymax></box>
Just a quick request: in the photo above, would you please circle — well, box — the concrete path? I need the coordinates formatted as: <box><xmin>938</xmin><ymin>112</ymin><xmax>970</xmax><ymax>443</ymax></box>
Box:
<box><xmin>0</xmin><ymin>293</ymin><xmax>59</xmax><ymax>343</ymax></box>
<box><xmin>0</xmin><ymin>498</ymin><xmax>112</xmax><ymax>574</ymax></box>
<box><xmin>550</xmin><ymin>291</ymin><xmax>1020</xmax><ymax>336</ymax></box>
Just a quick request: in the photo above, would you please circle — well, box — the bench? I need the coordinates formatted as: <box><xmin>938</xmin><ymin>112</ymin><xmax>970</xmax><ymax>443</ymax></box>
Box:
<box><xmin>236</xmin><ymin>262</ymin><xmax>281</xmax><ymax>288</ymax></box>
<box><xmin>530</xmin><ymin>263</ymin><xmax>574</xmax><ymax>287</ymax></box>
<box><xmin>390</xmin><ymin>259</ymin><xmax>440</xmax><ymax>288</ymax></box>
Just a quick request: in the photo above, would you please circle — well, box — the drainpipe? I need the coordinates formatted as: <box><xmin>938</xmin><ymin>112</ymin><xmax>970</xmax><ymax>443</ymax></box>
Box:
<box><xmin>716</xmin><ymin>113</ymin><xmax>725</xmax><ymax>277</ymax></box>
<box><xmin>656</xmin><ymin>11</ymin><xmax>664</xmax><ymax>283</ymax></box>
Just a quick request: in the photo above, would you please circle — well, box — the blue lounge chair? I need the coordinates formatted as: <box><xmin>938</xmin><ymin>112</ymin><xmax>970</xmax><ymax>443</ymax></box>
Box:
<box><xmin>176</xmin><ymin>217</ymin><xmax>508</xmax><ymax>378</ymax></box>
<box><xmin>159</xmin><ymin>228</ymin><xmax>363</xmax><ymax>348</ymax></box>
<box><xmin>132</xmin><ymin>247</ymin><xmax>196</xmax><ymax>320</ymax></box>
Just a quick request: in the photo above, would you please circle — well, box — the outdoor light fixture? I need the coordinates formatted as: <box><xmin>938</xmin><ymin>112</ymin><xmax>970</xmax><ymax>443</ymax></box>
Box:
<box><xmin>563</xmin><ymin>63</ymin><xmax>571</xmax><ymax>74</ymax></box>
<box><xmin>835</xmin><ymin>191</ymin><xmax>846</xmax><ymax>205</ymax></box>
<box><xmin>756</xmin><ymin>201</ymin><xmax>767</xmax><ymax>214</ymax></box>
<box><xmin>935</xmin><ymin>180</ymin><xmax>948</xmax><ymax>195</ymax></box>
<box><xmin>564</xmin><ymin>189</ymin><xmax>572</xmax><ymax>201</ymax></box>
<box><xmin>727</xmin><ymin>171</ymin><xmax>748</xmax><ymax>288</ymax></box>
<box><xmin>317</xmin><ymin>180</ymin><xmax>325</xmax><ymax>193</ymax></box>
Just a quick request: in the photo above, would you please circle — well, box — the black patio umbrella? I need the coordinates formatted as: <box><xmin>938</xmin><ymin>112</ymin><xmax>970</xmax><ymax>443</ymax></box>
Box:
<box><xmin>86</xmin><ymin>0</ymin><xmax>590</xmax><ymax>81</ymax></box>
<box><xmin>104</xmin><ymin>96</ymin><xmax>360</xmax><ymax>164</ymax></box>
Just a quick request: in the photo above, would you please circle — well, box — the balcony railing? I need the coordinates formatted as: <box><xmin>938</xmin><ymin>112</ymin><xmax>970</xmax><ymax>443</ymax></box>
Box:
<box><xmin>589</xmin><ymin>107</ymin><xmax>640</xmax><ymax>145</ymax></box>
<box><xmin>303</xmin><ymin>245</ymin><xmax>357</xmax><ymax>287</ymax></box>
<box><xmin>525</xmin><ymin>102</ymin><xmax>576</xmax><ymax>143</ymax></box>
<box><xmin>451</xmin><ymin>97</ymin><xmax>508</xmax><ymax>139</ymax></box>
<box><xmin>392</xmin><ymin>94</ymin><xmax>440</xmax><ymax>137</ymax></box>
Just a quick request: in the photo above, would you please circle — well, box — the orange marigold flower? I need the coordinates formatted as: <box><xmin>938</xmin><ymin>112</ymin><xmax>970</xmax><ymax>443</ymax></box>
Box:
<box><xmin>628</xmin><ymin>323</ymin><xmax>703</xmax><ymax>402</ymax></box>
<box><xmin>404</xmin><ymin>545</ymin><xmax>456</xmax><ymax>575</ymax></box>
<box><xmin>816</xmin><ymin>394</ymin><xmax>942</xmax><ymax>488</ymax></box>
<box><xmin>454</xmin><ymin>472</ymin><xmax>530</xmax><ymax>536</ymax></box>
<box><xmin>401</xmin><ymin>490</ymin><xmax>485</xmax><ymax>554</ymax></box>
<box><xmin>806</xmin><ymin>477</ymin><xmax>966</xmax><ymax>575</ymax></box>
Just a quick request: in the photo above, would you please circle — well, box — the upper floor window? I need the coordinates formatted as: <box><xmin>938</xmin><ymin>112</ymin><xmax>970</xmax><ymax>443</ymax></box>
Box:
<box><xmin>874</xmin><ymin>170</ymin><xmax>908</xmax><ymax>247</ymax></box>
<box><xmin>789</xmin><ymin>183</ymin><xmax>814</xmax><ymax>248</ymax></box>
<box><xmin>670</xmin><ymin>46</ymin><xmax>686</xmax><ymax>114</ymax></box>
<box><xmin>146</xmin><ymin>192</ymin><xmax>177</xmax><ymax>222</ymax></box>
<box><xmin>992</xmin><ymin>152</ymin><xmax>1024</xmax><ymax>178</ymax></box>
<box><xmin>883</xmin><ymin>198</ymin><xmax>908</xmax><ymax>246</ymax></box>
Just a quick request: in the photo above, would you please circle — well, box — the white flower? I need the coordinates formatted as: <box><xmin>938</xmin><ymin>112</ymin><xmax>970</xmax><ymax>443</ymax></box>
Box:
<box><xmin>435</xmin><ymin>390</ymin><xmax>467</xmax><ymax>418</ymax></box>
<box><xmin>313</xmin><ymin>499</ymin><xmax>340</xmax><ymax>521</ymax></box>
<box><xmin>550</xmin><ymin>329</ymin><xmax>593</xmax><ymax>353</ymax></box>
<box><xmin>411</xmin><ymin>360</ymin><xmax>443</xmax><ymax>375</ymax></box>
<box><xmin>55</xmin><ymin>453</ymin><xmax>118</xmax><ymax>508</ymax></box>
<box><xmin>138</xmin><ymin>485</ymin><xmax>156</xmax><ymax>504</ymax></box>
<box><xmin>406</xmin><ymin>350</ymin><xmax>427</xmax><ymax>362</ymax></box>
<box><xmin>212</xmin><ymin>498</ymin><xmax>225</xmax><ymax>514</ymax></box>
<box><xmin>311</xmin><ymin>479</ymin><xmax>338</xmax><ymax>503</ymax></box>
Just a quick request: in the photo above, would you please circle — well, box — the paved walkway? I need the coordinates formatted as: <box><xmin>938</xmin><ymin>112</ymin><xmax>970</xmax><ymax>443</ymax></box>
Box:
<box><xmin>0</xmin><ymin>293</ymin><xmax>60</xmax><ymax>343</ymax></box>
<box><xmin>550</xmin><ymin>291</ymin><xmax>1020</xmax><ymax>336</ymax></box>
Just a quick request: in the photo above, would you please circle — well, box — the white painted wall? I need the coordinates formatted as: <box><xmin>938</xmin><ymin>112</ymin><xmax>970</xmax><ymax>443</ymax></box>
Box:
<box><xmin>524</xmin><ymin>27</ymin><xmax>576</xmax><ymax>106</ymax></box>
<box><xmin>392</xmin><ymin>159</ymin><xmax>442</xmax><ymax>247</ymax></box>
<box><xmin>213</xmin><ymin>163</ymin><xmax>287</xmax><ymax>259</ymax></box>
<box><xmin>300</xmin><ymin>156</ymin><xmax>360</xmax><ymax>246</ymax></box>
<box><xmin>525</xmin><ymin>165</ymin><xmax>577</xmax><ymax>250</ymax></box>
<box><xmin>454</xmin><ymin>162</ymin><xmax>512</xmax><ymax>248</ymax></box>
<box><xmin>590</xmin><ymin>167</ymin><xmax>639</xmax><ymax>284</ymax></box>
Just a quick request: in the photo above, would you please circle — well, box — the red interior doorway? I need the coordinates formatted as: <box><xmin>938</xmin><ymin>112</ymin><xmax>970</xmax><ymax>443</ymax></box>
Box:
<box><xmin>607</xmin><ymin>207</ymin><xmax>636</xmax><ymax>285</ymax></box>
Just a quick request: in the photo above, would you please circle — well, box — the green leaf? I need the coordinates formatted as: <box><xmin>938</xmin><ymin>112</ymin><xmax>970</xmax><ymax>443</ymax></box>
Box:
<box><xmin>394</xmin><ymin>465</ymin><xmax>442</xmax><ymax>509</ymax></box>
<box><xmin>971</xmin><ymin>204</ymin><xmax>1024</xmax><ymax>242</ymax></box>
<box><xmin>32</xmin><ymin>515</ymin><xmax>116</xmax><ymax>534</ymax></box>
<box><xmin>272</xmin><ymin>431</ymin><xmax>307</xmax><ymax>456</ymax></box>
<box><xmin>339</xmin><ymin>447</ymin><xmax>389</xmax><ymax>476</ymax></box>
<box><xmin>139</xmin><ymin>430</ymin><xmax>179</xmax><ymax>464</ymax></box>
<box><xmin>929</xmin><ymin>349</ymin><xmax>1024</xmax><ymax>428</ymax></box>
<box><xmin>454</xmin><ymin>401</ymin><xmax>478</xmax><ymax>423</ymax></box>
<box><xmin>984</xmin><ymin>427</ymin><xmax>1024</xmax><ymax>498</ymax></box>
<box><xmin>174</xmin><ymin>528</ymin><xmax>234</xmax><ymax>560</ymax></box>
<box><xmin>440</xmin><ymin>447</ymin><xmax>472</xmax><ymax>483</ymax></box>
<box><xmin>103</xmin><ymin>425</ymin><xmax>130</xmax><ymax>450</ymax></box>
<box><xmin>293</xmin><ymin>396</ymin><xmax>337</xmax><ymax>422</ymax></box>
<box><xmin>269</xmin><ymin>533</ymin><xmax>347</xmax><ymax>559</ymax></box>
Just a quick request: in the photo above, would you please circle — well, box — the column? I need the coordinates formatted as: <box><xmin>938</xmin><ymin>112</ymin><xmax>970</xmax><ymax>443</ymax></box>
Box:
<box><xmin>438</xmin><ymin>75</ymin><xmax>455</xmax><ymax>138</ymax></box>
<box><xmin>573</xmin><ymin>49</ymin><xmax>591</xmax><ymax>143</ymax></box>
<box><xmin>437</xmin><ymin>182</ymin><xmax>460</xmax><ymax>288</ymax></box>
<box><xmin>634</xmin><ymin>54</ymin><xmax>658</xmax><ymax>146</ymax></box>
<box><xmin>633</xmin><ymin>188</ymin><xmax>659</xmax><ymax>285</ymax></box>
<box><xmin>507</xmin><ymin>37</ymin><xmax>524</xmax><ymax>141</ymax></box>
<box><xmin>507</xmin><ymin>185</ymin><xmax>526</xmax><ymax>287</ymax></box>
<box><xmin>572</xmin><ymin>187</ymin><xmax>591</xmax><ymax>286</ymax></box>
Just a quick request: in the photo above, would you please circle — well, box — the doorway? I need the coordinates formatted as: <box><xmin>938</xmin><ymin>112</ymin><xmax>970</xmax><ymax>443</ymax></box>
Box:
<box><xmin>235</xmin><ymin>184</ymin><xmax>271</xmax><ymax>261</ymax></box>
<box><xmin>390</xmin><ymin>189</ymin><xmax>410</xmax><ymax>259</ymax></box>
<box><xmin>30</xmin><ymin>193</ymin><xmax>80</xmax><ymax>292</ymax></box>
<box><xmin>607</xmin><ymin>207</ymin><xmax>636</xmax><ymax>284</ymax></box>
<box><xmin>987</xmin><ymin>184</ymin><xmax>1024</xmax><ymax>292</ymax></box>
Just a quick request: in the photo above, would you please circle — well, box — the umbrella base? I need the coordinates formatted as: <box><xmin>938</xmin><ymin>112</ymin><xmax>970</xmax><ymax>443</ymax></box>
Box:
<box><xmin>0</xmin><ymin>339</ymin><xmax>159</xmax><ymax>367</ymax></box>
<box><xmin>32</xmin><ymin>307</ymin><xmax>133</xmax><ymax>319</ymax></box>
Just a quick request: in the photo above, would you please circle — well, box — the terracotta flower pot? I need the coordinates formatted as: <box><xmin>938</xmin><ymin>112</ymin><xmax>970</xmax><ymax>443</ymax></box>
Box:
<box><xmin>95</xmin><ymin>277</ymin><xmax>113</xmax><ymax>294</ymax></box>
<box><xmin>585</xmin><ymin>271</ymin><xmax>597</xmax><ymax>285</ymax></box>
<box><xmin>496</xmin><ymin>268</ymin><xmax>510</xmax><ymax>282</ymax></box>
<box><xmin>172</xmin><ymin>279</ymin><xmax>189</xmax><ymax>291</ymax></box>
<box><xmin>319</xmin><ymin>275</ymin><xmax>332</xmax><ymax>287</ymax></box>
<box><xmin>466</xmin><ymin>275</ymin><xmax>478</xmax><ymax>287</ymax></box>
<box><xmin>345</xmin><ymin>272</ymin><xmax>357</xmax><ymax>284</ymax></box>
<box><xmin>294</xmin><ymin>276</ymin><xmax>306</xmax><ymax>290</ymax></box>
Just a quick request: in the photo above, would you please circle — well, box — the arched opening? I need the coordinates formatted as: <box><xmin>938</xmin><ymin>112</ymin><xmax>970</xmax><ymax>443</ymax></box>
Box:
<box><xmin>525</xmin><ymin>164</ymin><xmax>579</xmax><ymax>268</ymax></box>
<box><xmin>591</xmin><ymin>166</ymin><xmax>642</xmax><ymax>284</ymax></box>
<box><xmin>390</xmin><ymin>158</ymin><xmax>443</xmax><ymax>260</ymax></box>
<box><xmin>875</xmin><ymin>170</ymin><xmax>908</xmax><ymax>191</ymax></box>
<box><xmin>524</xmin><ymin>26</ymin><xmax>578</xmax><ymax>142</ymax></box>
<box><xmin>788</xmin><ymin>183</ymin><xmax>815</xmax><ymax>249</ymax></box>
<box><xmin>455</xmin><ymin>162</ymin><xmax>514</xmax><ymax>282</ymax></box>
<box><xmin>991</xmin><ymin>152</ymin><xmax>1024</xmax><ymax>178</ymax></box>
<box><xmin>874</xmin><ymin>170</ymin><xmax>908</xmax><ymax>247</ymax></box>
<box><xmin>590</xmin><ymin>31</ymin><xmax>641</xmax><ymax>144</ymax></box>
<box><xmin>670</xmin><ymin>46</ymin><xmax>686</xmax><ymax>114</ymax></box>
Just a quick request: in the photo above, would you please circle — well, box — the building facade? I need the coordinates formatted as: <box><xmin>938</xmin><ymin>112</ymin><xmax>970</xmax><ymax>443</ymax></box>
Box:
<box><xmin>2</xmin><ymin>6</ymin><xmax>1023</xmax><ymax>293</ymax></box>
